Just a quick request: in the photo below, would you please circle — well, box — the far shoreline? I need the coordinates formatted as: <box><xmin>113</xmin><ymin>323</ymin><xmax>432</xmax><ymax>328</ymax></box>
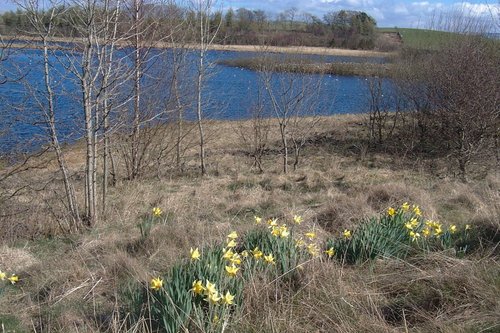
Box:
<box><xmin>5</xmin><ymin>35</ymin><xmax>394</xmax><ymax>58</ymax></box>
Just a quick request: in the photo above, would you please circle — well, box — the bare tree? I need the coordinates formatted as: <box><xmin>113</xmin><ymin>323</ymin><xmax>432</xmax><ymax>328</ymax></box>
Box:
<box><xmin>18</xmin><ymin>0</ymin><xmax>82</xmax><ymax>230</ymax></box>
<box><xmin>236</xmin><ymin>89</ymin><xmax>271</xmax><ymax>173</ymax></box>
<box><xmin>192</xmin><ymin>0</ymin><xmax>222</xmax><ymax>175</ymax></box>
<box><xmin>259</xmin><ymin>53</ymin><xmax>323</xmax><ymax>173</ymax></box>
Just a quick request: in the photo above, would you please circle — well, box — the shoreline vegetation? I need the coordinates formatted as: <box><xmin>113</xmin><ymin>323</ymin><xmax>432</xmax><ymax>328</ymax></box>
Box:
<box><xmin>218</xmin><ymin>57</ymin><xmax>392</xmax><ymax>77</ymax></box>
<box><xmin>5</xmin><ymin>35</ymin><xmax>393</xmax><ymax>57</ymax></box>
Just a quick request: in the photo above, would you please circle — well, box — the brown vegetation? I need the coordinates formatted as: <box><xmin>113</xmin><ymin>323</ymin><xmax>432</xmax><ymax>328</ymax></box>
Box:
<box><xmin>0</xmin><ymin>114</ymin><xmax>498</xmax><ymax>332</ymax></box>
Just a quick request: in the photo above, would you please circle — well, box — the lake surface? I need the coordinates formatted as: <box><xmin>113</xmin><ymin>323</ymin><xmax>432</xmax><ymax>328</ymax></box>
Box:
<box><xmin>0</xmin><ymin>47</ymin><xmax>393</xmax><ymax>154</ymax></box>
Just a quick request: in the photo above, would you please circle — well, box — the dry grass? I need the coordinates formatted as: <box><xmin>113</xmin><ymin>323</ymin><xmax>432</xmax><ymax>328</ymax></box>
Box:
<box><xmin>0</xmin><ymin>114</ymin><xmax>498</xmax><ymax>332</ymax></box>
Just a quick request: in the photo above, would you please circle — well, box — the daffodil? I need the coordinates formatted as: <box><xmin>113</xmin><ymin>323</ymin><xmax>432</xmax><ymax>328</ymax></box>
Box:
<box><xmin>401</xmin><ymin>202</ymin><xmax>410</xmax><ymax>212</ymax></box>
<box><xmin>229</xmin><ymin>253</ymin><xmax>241</xmax><ymax>265</ymax></box>
<box><xmin>410</xmin><ymin>218</ymin><xmax>419</xmax><ymax>227</ymax></box>
<box><xmin>267</xmin><ymin>218</ymin><xmax>278</xmax><ymax>227</ymax></box>
<box><xmin>226</xmin><ymin>239</ymin><xmax>237</xmax><ymax>248</ymax></box>
<box><xmin>227</xmin><ymin>231</ymin><xmax>238</xmax><ymax>240</ymax></box>
<box><xmin>293</xmin><ymin>215</ymin><xmax>303</xmax><ymax>224</ymax></box>
<box><xmin>295</xmin><ymin>238</ymin><xmax>305</xmax><ymax>248</ymax></box>
<box><xmin>422</xmin><ymin>227</ymin><xmax>431</xmax><ymax>238</ymax></box>
<box><xmin>241</xmin><ymin>250</ymin><xmax>249</xmax><ymax>258</ymax></box>
<box><xmin>221</xmin><ymin>291</ymin><xmax>235</xmax><ymax>305</ymax></box>
<box><xmin>205</xmin><ymin>280</ymin><xmax>217</xmax><ymax>296</ymax></box>
<box><xmin>413</xmin><ymin>205</ymin><xmax>421</xmax><ymax>216</ymax></box>
<box><xmin>223</xmin><ymin>248</ymin><xmax>234</xmax><ymax>260</ymax></box>
<box><xmin>152</xmin><ymin>207</ymin><xmax>162</xmax><ymax>217</ymax></box>
<box><xmin>264</xmin><ymin>253</ymin><xmax>275</xmax><ymax>264</ymax></box>
<box><xmin>387</xmin><ymin>207</ymin><xmax>396</xmax><ymax>217</ymax></box>
<box><xmin>307</xmin><ymin>243</ymin><xmax>319</xmax><ymax>256</ymax></box>
<box><xmin>150</xmin><ymin>277</ymin><xmax>163</xmax><ymax>291</ymax></box>
<box><xmin>279</xmin><ymin>225</ymin><xmax>289</xmax><ymax>238</ymax></box>
<box><xmin>191</xmin><ymin>280</ymin><xmax>205</xmax><ymax>296</ymax></box>
<box><xmin>0</xmin><ymin>271</ymin><xmax>5</xmax><ymax>281</ymax></box>
<box><xmin>305</xmin><ymin>231</ymin><xmax>316</xmax><ymax>240</ymax></box>
<box><xmin>7</xmin><ymin>274</ymin><xmax>18</xmax><ymax>285</ymax></box>
<box><xmin>255</xmin><ymin>216</ymin><xmax>262</xmax><ymax>224</ymax></box>
<box><xmin>225</xmin><ymin>264</ymin><xmax>239</xmax><ymax>277</ymax></box>
<box><xmin>409</xmin><ymin>231</ymin><xmax>420</xmax><ymax>242</ymax></box>
<box><xmin>190</xmin><ymin>248</ymin><xmax>201</xmax><ymax>261</ymax></box>
<box><xmin>404</xmin><ymin>222</ymin><xmax>414</xmax><ymax>230</ymax></box>
<box><xmin>449</xmin><ymin>225</ymin><xmax>457</xmax><ymax>234</ymax></box>
<box><xmin>434</xmin><ymin>226</ymin><xmax>443</xmax><ymax>237</ymax></box>
<box><xmin>252</xmin><ymin>247</ymin><xmax>263</xmax><ymax>260</ymax></box>
<box><xmin>324</xmin><ymin>247</ymin><xmax>335</xmax><ymax>258</ymax></box>
<box><xmin>343</xmin><ymin>229</ymin><xmax>352</xmax><ymax>239</ymax></box>
<box><xmin>206</xmin><ymin>291</ymin><xmax>221</xmax><ymax>304</ymax></box>
<box><xmin>271</xmin><ymin>226</ymin><xmax>281</xmax><ymax>237</ymax></box>
<box><xmin>465</xmin><ymin>224</ymin><xmax>471</xmax><ymax>230</ymax></box>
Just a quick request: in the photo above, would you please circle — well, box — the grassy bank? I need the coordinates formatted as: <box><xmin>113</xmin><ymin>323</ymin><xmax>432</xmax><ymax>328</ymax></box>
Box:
<box><xmin>378</xmin><ymin>28</ymin><xmax>460</xmax><ymax>50</ymax></box>
<box><xmin>0</xmin><ymin>114</ymin><xmax>498</xmax><ymax>332</ymax></box>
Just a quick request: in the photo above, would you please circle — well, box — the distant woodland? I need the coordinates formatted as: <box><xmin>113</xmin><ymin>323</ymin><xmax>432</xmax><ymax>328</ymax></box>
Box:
<box><xmin>0</xmin><ymin>5</ymin><xmax>378</xmax><ymax>49</ymax></box>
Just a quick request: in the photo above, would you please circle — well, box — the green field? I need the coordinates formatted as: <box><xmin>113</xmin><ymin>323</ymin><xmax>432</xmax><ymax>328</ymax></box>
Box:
<box><xmin>378</xmin><ymin>27</ymin><xmax>459</xmax><ymax>50</ymax></box>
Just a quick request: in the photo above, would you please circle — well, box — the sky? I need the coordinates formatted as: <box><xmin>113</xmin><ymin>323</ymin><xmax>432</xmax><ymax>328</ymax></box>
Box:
<box><xmin>225</xmin><ymin>0</ymin><xmax>500</xmax><ymax>30</ymax></box>
<box><xmin>0</xmin><ymin>0</ymin><xmax>498</xmax><ymax>30</ymax></box>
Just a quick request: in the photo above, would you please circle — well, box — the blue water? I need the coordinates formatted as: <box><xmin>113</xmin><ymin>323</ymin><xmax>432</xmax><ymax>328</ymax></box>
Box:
<box><xmin>0</xmin><ymin>47</ymin><xmax>392</xmax><ymax>154</ymax></box>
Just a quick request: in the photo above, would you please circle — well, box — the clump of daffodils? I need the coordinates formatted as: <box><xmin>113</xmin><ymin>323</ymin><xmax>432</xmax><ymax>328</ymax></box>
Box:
<box><xmin>191</xmin><ymin>280</ymin><xmax>235</xmax><ymax>306</ymax></box>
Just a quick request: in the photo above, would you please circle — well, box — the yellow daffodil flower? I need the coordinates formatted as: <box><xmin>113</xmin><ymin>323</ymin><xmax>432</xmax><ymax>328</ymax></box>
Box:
<box><xmin>226</xmin><ymin>239</ymin><xmax>237</xmax><ymax>248</ymax></box>
<box><xmin>252</xmin><ymin>247</ymin><xmax>263</xmax><ymax>260</ymax></box>
<box><xmin>279</xmin><ymin>225</ymin><xmax>289</xmax><ymax>238</ymax></box>
<box><xmin>7</xmin><ymin>274</ymin><xmax>19</xmax><ymax>284</ymax></box>
<box><xmin>387</xmin><ymin>207</ymin><xmax>396</xmax><ymax>217</ymax></box>
<box><xmin>241</xmin><ymin>250</ymin><xmax>249</xmax><ymax>258</ymax></box>
<box><xmin>267</xmin><ymin>218</ymin><xmax>278</xmax><ymax>227</ymax></box>
<box><xmin>150</xmin><ymin>277</ymin><xmax>163</xmax><ymax>291</ymax></box>
<box><xmin>225</xmin><ymin>264</ymin><xmax>239</xmax><ymax>277</ymax></box>
<box><xmin>293</xmin><ymin>215</ymin><xmax>303</xmax><ymax>224</ymax></box>
<box><xmin>401</xmin><ymin>202</ymin><xmax>410</xmax><ymax>212</ymax></box>
<box><xmin>295</xmin><ymin>238</ymin><xmax>305</xmax><ymax>248</ymax></box>
<box><xmin>0</xmin><ymin>271</ymin><xmax>6</xmax><ymax>281</ymax></box>
<box><xmin>190</xmin><ymin>248</ymin><xmax>201</xmax><ymax>261</ymax></box>
<box><xmin>422</xmin><ymin>227</ymin><xmax>431</xmax><ymax>238</ymax></box>
<box><xmin>410</xmin><ymin>218</ymin><xmax>419</xmax><ymax>227</ymax></box>
<box><xmin>223</xmin><ymin>248</ymin><xmax>234</xmax><ymax>260</ymax></box>
<box><xmin>206</xmin><ymin>291</ymin><xmax>221</xmax><ymax>304</ymax></box>
<box><xmin>271</xmin><ymin>226</ymin><xmax>281</xmax><ymax>237</ymax></box>
<box><xmin>264</xmin><ymin>253</ymin><xmax>275</xmax><ymax>264</ymax></box>
<box><xmin>465</xmin><ymin>224</ymin><xmax>471</xmax><ymax>230</ymax></box>
<box><xmin>409</xmin><ymin>231</ymin><xmax>420</xmax><ymax>242</ymax></box>
<box><xmin>221</xmin><ymin>291</ymin><xmax>235</xmax><ymax>305</ymax></box>
<box><xmin>227</xmin><ymin>231</ymin><xmax>238</xmax><ymax>240</ymax></box>
<box><xmin>305</xmin><ymin>231</ymin><xmax>316</xmax><ymax>240</ymax></box>
<box><xmin>324</xmin><ymin>247</ymin><xmax>335</xmax><ymax>258</ymax></box>
<box><xmin>229</xmin><ymin>253</ymin><xmax>241</xmax><ymax>265</ymax></box>
<box><xmin>152</xmin><ymin>207</ymin><xmax>162</xmax><ymax>217</ymax></box>
<box><xmin>404</xmin><ymin>222</ymin><xmax>414</xmax><ymax>230</ymax></box>
<box><xmin>191</xmin><ymin>280</ymin><xmax>205</xmax><ymax>296</ymax></box>
<box><xmin>343</xmin><ymin>229</ymin><xmax>352</xmax><ymax>239</ymax></box>
<box><xmin>307</xmin><ymin>243</ymin><xmax>319</xmax><ymax>256</ymax></box>
<box><xmin>449</xmin><ymin>225</ymin><xmax>457</xmax><ymax>234</ymax></box>
<box><xmin>413</xmin><ymin>205</ymin><xmax>421</xmax><ymax>216</ymax></box>
<box><xmin>254</xmin><ymin>216</ymin><xmax>262</xmax><ymax>224</ymax></box>
<box><xmin>205</xmin><ymin>280</ymin><xmax>217</xmax><ymax>296</ymax></box>
<box><xmin>434</xmin><ymin>226</ymin><xmax>443</xmax><ymax>237</ymax></box>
